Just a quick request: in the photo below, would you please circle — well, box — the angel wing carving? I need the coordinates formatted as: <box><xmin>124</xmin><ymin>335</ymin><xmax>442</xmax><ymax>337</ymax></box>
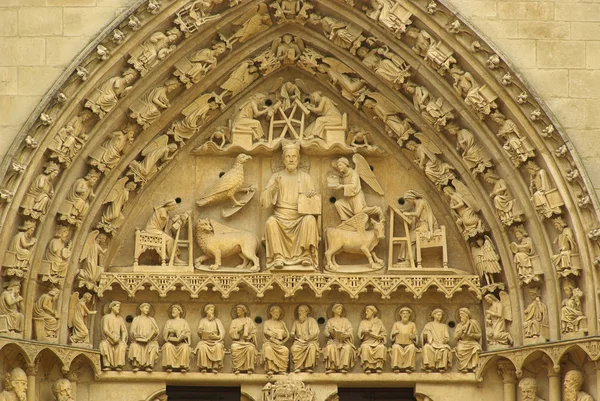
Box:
<box><xmin>68</xmin><ymin>292</ymin><xmax>80</xmax><ymax>328</ymax></box>
<box><xmin>414</xmin><ymin>132</ymin><xmax>442</xmax><ymax>154</ymax></box>
<box><xmin>80</xmin><ymin>230</ymin><xmax>100</xmax><ymax>263</ymax></box>
<box><xmin>142</xmin><ymin>135</ymin><xmax>170</xmax><ymax>157</ymax></box>
<box><xmin>337</xmin><ymin>212</ymin><xmax>369</xmax><ymax>235</ymax></box>
<box><xmin>103</xmin><ymin>177</ymin><xmax>130</xmax><ymax>205</ymax></box>
<box><xmin>352</xmin><ymin>154</ymin><xmax>384</xmax><ymax>195</ymax></box>
<box><xmin>210</xmin><ymin>219</ymin><xmax>242</xmax><ymax>234</ymax></box>
<box><xmin>452</xmin><ymin>179</ymin><xmax>481</xmax><ymax>213</ymax></box>
<box><xmin>499</xmin><ymin>291</ymin><xmax>513</xmax><ymax>321</ymax></box>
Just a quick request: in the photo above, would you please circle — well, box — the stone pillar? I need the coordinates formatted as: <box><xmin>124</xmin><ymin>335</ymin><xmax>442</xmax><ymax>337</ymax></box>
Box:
<box><xmin>497</xmin><ymin>361</ymin><xmax>517</xmax><ymax>401</ymax></box>
<box><xmin>548</xmin><ymin>372</ymin><xmax>561</xmax><ymax>401</ymax></box>
<box><xmin>25</xmin><ymin>364</ymin><xmax>37</xmax><ymax>401</ymax></box>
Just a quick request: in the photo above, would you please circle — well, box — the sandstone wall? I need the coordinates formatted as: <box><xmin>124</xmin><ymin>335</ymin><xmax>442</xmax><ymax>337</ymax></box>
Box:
<box><xmin>0</xmin><ymin>0</ymin><xmax>598</xmax><ymax>194</ymax></box>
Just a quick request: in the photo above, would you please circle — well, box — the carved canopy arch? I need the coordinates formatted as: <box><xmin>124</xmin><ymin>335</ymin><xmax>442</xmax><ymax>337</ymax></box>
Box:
<box><xmin>0</xmin><ymin>0</ymin><xmax>598</xmax><ymax>382</ymax></box>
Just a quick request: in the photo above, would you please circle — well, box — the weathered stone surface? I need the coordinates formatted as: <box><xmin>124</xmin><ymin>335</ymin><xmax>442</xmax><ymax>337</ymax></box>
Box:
<box><xmin>537</xmin><ymin>41</ymin><xmax>586</xmax><ymax>69</ymax></box>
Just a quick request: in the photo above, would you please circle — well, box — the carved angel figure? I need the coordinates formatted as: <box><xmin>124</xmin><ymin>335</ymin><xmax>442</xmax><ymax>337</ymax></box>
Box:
<box><xmin>491</xmin><ymin>112</ymin><xmax>535</xmax><ymax>166</ymax></box>
<box><xmin>483</xmin><ymin>172</ymin><xmax>522</xmax><ymax>226</ymax></box>
<box><xmin>510</xmin><ymin>226</ymin><xmax>535</xmax><ymax>284</ymax></box>
<box><xmin>230</xmin><ymin>94</ymin><xmax>271</xmax><ymax>140</ymax></box>
<box><xmin>0</xmin><ymin>279</ymin><xmax>24</xmax><ymax>335</ymax></box>
<box><xmin>32</xmin><ymin>288</ymin><xmax>60</xmax><ymax>340</ymax></box>
<box><xmin>128</xmin><ymin>28</ymin><xmax>182</xmax><ymax>76</ymax></box>
<box><xmin>527</xmin><ymin>161</ymin><xmax>562</xmax><ymax>218</ymax></box>
<box><xmin>130</xmin><ymin>79</ymin><xmax>179</xmax><ymax>128</ymax></box>
<box><xmin>21</xmin><ymin>162</ymin><xmax>60</xmax><ymax>219</ymax></box>
<box><xmin>331</xmin><ymin>154</ymin><xmax>384</xmax><ymax>222</ymax></box>
<box><xmin>194</xmin><ymin>219</ymin><xmax>260</xmax><ymax>271</ymax></box>
<box><xmin>48</xmin><ymin>111</ymin><xmax>93</xmax><ymax>166</ymax></box>
<box><xmin>85</xmin><ymin>69</ymin><xmax>137</xmax><ymax>118</ymax></box>
<box><xmin>405</xmin><ymin>136</ymin><xmax>455</xmax><ymax>188</ymax></box>
<box><xmin>88</xmin><ymin>125</ymin><xmax>135</xmax><ymax>172</ymax></box>
<box><xmin>484</xmin><ymin>293</ymin><xmax>513</xmax><ymax>348</ymax></box>
<box><xmin>262</xmin><ymin>305</ymin><xmax>290</xmax><ymax>374</ymax></box>
<box><xmin>128</xmin><ymin>135</ymin><xmax>178</xmax><ymax>185</ymax></box>
<box><xmin>128</xmin><ymin>303</ymin><xmax>159</xmax><ymax>372</ymax></box>
<box><xmin>318</xmin><ymin>58</ymin><xmax>367</xmax><ymax>106</ymax></box>
<box><xmin>324</xmin><ymin>304</ymin><xmax>356</xmax><ymax>373</ymax></box>
<box><xmin>451</xmin><ymin>67</ymin><xmax>497</xmax><ymax>118</ymax></box>
<box><xmin>98</xmin><ymin>178</ymin><xmax>137</xmax><ymax>234</ymax></box>
<box><xmin>219</xmin><ymin>60</ymin><xmax>259</xmax><ymax>98</ymax></box>
<box><xmin>523</xmin><ymin>287</ymin><xmax>549</xmax><ymax>341</ymax></box>
<box><xmin>363</xmin><ymin>92</ymin><xmax>415</xmax><ymax>143</ymax></box>
<box><xmin>446</xmin><ymin>124</ymin><xmax>492</xmax><ymax>176</ymax></box>
<box><xmin>273</xmin><ymin>34</ymin><xmax>304</xmax><ymax>65</ymax></box>
<box><xmin>357</xmin><ymin>47</ymin><xmax>411</xmax><ymax>89</ymax></box>
<box><xmin>99</xmin><ymin>301</ymin><xmax>128</xmax><ymax>371</ymax></box>
<box><xmin>404</xmin><ymin>82</ymin><xmax>454</xmax><ymax>130</ymax></box>
<box><xmin>229</xmin><ymin>304</ymin><xmax>257</xmax><ymax>374</ymax></box>
<box><xmin>68</xmin><ymin>292</ymin><xmax>96</xmax><ymax>345</ymax></box>
<box><xmin>169</xmin><ymin>92</ymin><xmax>224</xmax><ymax>144</ymax></box>
<box><xmin>219</xmin><ymin>3</ymin><xmax>271</xmax><ymax>49</ymax></box>
<box><xmin>358</xmin><ymin>305</ymin><xmax>387</xmax><ymax>373</ymax></box>
<box><xmin>290</xmin><ymin>305</ymin><xmax>320</xmax><ymax>373</ymax></box>
<box><xmin>453</xmin><ymin>308</ymin><xmax>481</xmax><ymax>372</ymax></box>
<box><xmin>443</xmin><ymin>181</ymin><xmax>484</xmax><ymax>240</ymax></box>
<box><xmin>470</xmin><ymin>236</ymin><xmax>502</xmax><ymax>287</ymax></box>
<box><xmin>58</xmin><ymin>169</ymin><xmax>100</xmax><ymax>226</ymax></box>
<box><xmin>77</xmin><ymin>230</ymin><xmax>107</xmax><ymax>290</ymax></box>
<box><xmin>2</xmin><ymin>220</ymin><xmax>37</xmax><ymax>277</ymax></box>
<box><xmin>551</xmin><ymin>217</ymin><xmax>577</xmax><ymax>275</ymax></box>
<box><xmin>162</xmin><ymin>304</ymin><xmax>192</xmax><ymax>372</ymax></box>
<box><xmin>304</xmin><ymin>91</ymin><xmax>344</xmax><ymax>139</ymax></box>
<box><xmin>195</xmin><ymin>304</ymin><xmax>225</xmax><ymax>372</ymax></box>
<box><xmin>390</xmin><ymin>307</ymin><xmax>418</xmax><ymax>372</ymax></box>
<box><xmin>174</xmin><ymin>42</ymin><xmax>227</xmax><ymax>88</ymax></box>
<box><xmin>261</xmin><ymin>141</ymin><xmax>319</xmax><ymax>269</ymax></box>
<box><xmin>421</xmin><ymin>309</ymin><xmax>451</xmax><ymax>372</ymax></box>
<box><xmin>309</xmin><ymin>14</ymin><xmax>365</xmax><ymax>54</ymax></box>
<box><xmin>270</xmin><ymin>0</ymin><xmax>312</xmax><ymax>23</ymax></box>
<box><xmin>561</xmin><ymin>279</ymin><xmax>586</xmax><ymax>334</ymax></box>
<box><xmin>40</xmin><ymin>225</ymin><xmax>72</xmax><ymax>284</ymax></box>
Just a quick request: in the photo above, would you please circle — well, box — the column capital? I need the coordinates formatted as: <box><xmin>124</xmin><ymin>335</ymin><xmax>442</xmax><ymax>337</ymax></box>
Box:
<box><xmin>498</xmin><ymin>360</ymin><xmax>517</xmax><ymax>383</ymax></box>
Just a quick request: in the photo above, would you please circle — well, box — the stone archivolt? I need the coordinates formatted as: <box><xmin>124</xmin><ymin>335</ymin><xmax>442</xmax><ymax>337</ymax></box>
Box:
<box><xmin>0</xmin><ymin>0</ymin><xmax>598</xmax><ymax>399</ymax></box>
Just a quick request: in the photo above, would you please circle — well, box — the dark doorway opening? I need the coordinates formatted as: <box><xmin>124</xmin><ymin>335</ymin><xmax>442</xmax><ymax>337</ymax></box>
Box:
<box><xmin>166</xmin><ymin>386</ymin><xmax>241</xmax><ymax>401</ymax></box>
<box><xmin>338</xmin><ymin>388</ymin><xmax>416</xmax><ymax>401</ymax></box>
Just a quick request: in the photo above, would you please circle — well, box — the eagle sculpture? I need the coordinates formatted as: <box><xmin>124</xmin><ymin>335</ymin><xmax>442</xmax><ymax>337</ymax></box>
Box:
<box><xmin>196</xmin><ymin>153</ymin><xmax>253</xmax><ymax>209</ymax></box>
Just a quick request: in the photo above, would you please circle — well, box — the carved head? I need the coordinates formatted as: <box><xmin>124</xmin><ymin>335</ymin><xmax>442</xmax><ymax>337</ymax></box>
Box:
<box><xmin>45</xmin><ymin>162</ymin><xmax>60</xmax><ymax>176</ymax></box>
<box><xmin>364</xmin><ymin>305</ymin><xmax>378</xmax><ymax>319</ymax></box>
<box><xmin>204</xmin><ymin>304</ymin><xmax>216</xmax><ymax>319</ymax></box>
<box><xmin>552</xmin><ymin>217</ymin><xmax>567</xmax><ymax>231</ymax></box>
<box><xmin>332</xmin><ymin>303</ymin><xmax>344</xmax><ymax>317</ymax></box>
<box><xmin>212</xmin><ymin>42</ymin><xmax>227</xmax><ymax>55</ymax></box>
<box><xmin>20</xmin><ymin>220</ymin><xmax>36</xmax><ymax>234</ymax></box>
<box><xmin>82</xmin><ymin>292</ymin><xmax>93</xmax><ymax>303</ymax></box>
<box><xmin>235</xmin><ymin>154</ymin><xmax>252</xmax><ymax>164</ymax></box>
<box><xmin>49</xmin><ymin>288</ymin><xmax>60</xmax><ymax>298</ymax></box>
<box><xmin>457</xmin><ymin>307</ymin><xmax>470</xmax><ymax>323</ymax></box>
<box><xmin>6</xmin><ymin>279</ymin><xmax>21</xmax><ymax>293</ymax></box>
<box><xmin>85</xmin><ymin>169</ymin><xmax>101</xmax><ymax>185</ymax></box>
<box><xmin>372</xmin><ymin>218</ymin><xmax>385</xmax><ymax>239</ymax></box>
<box><xmin>195</xmin><ymin>219</ymin><xmax>213</xmax><ymax>234</ymax></box>
<box><xmin>398</xmin><ymin>307</ymin><xmax>412</xmax><ymax>323</ymax></box>
<box><xmin>282</xmin><ymin>144</ymin><xmax>300</xmax><ymax>172</ymax></box>
<box><xmin>235</xmin><ymin>304</ymin><xmax>249</xmax><ymax>317</ymax></box>
<box><xmin>170</xmin><ymin>304</ymin><xmax>184</xmax><ymax>318</ymax></box>
<box><xmin>564</xmin><ymin>370</ymin><xmax>585</xmax><ymax>398</ymax></box>
<box><xmin>269</xmin><ymin>305</ymin><xmax>283</xmax><ymax>320</ymax></box>
<box><xmin>5</xmin><ymin>367</ymin><xmax>27</xmax><ymax>401</ymax></box>
<box><xmin>56</xmin><ymin>225</ymin><xmax>70</xmax><ymax>240</ymax></box>
<box><xmin>52</xmin><ymin>378</ymin><xmax>73</xmax><ymax>401</ymax></box>
<box><xmin>518</xmin><ymin>377</ymin><xmax>538</xmax><ymax>401</ymax></box>
<box><xmin>282</xmin><ymin>34</ymin><xmax>293</xmax><ymax>44</ymax></box>
<box><xmin>335</xmin><ymin>157</ymin><xmax>350</xmax><ymax>173</ymax></box>
<box><xmin>430</xmin><ymin>308</ymin><xmax>444</xmax><ymax>322</ymax></box>
<box><xmin>139</xmin><ymin>303</ymin><xmax>151</xmax><ymax>315</ymax></box>
<box><xmin>296</xmin><ymin>305</ymin><xmax>311</xmax><ymax>322</ymax></box>
<box><xmin>109</xmin><ymin>300</ymin><xmax>121</xmax><ymax>314</ymax></box>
